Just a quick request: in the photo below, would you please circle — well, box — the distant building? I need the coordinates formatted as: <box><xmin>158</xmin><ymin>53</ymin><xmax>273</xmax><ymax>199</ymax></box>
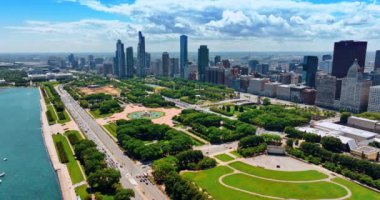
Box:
<box><xmin>279</xmin><ymin>73</ymin><xmax>292</xmax><ymax>84</ymax></box>
<box><xmin>262</xmin><ymin>82</ymin><xmax>281</xmax><ymax>97</ymax></box>
<box><xmin>290</xmin><ymin>85</ymin><xmax>307</xmax><ymax>103</ymax></box>
<box><xmin>248</xmin><ymin>60</ymin><xmax>259</xmax><ymax>72</ymax></box>
<box><xmin>368</xmin><ymin>85</ymin><xmax>380</xmax><ymax>112</ymax></box>
<box><xmin>180</xmin><ymin>35</ymin><xmax>188</xmax><ymax>79</ymax></box>
<box><xmin>137</xmin><ymin>31</ymin><xmax>146</xmax><ymax>77</ymax></box>
<box><xmin>257</xmin><ymin>64</ymin><xmax>269</xmax><ymax>75</ymax></box>
<box><xmin>322</xmin><ymin>54</ymin><xmax>332</xmax><ymax>61</ymax></box>
<box><xmin>315</xmin><ymin>74</ymin><xmax>338</xmax><ymax>109</ymax></box>
<box><xmin>247</xmin><ymin>78</ymin><xmax>269</xmax><ymax>95</ymax></box>
<box><xmin>319</xmin><ymin>59</ymin><xmax>332</xmax><ymax>74</ymax></box>
<box><xmin>277</xmin><ymin>85</ymin><xmax>291</xmax><ymax>100</ymax></box>
<box><xmin>302</xmin><ymin>89</ymin><xmax>316</xmax><ymax>105</ymax></box>
<box><xmin>205</xmin><ymin>67</ymin><xmax>225</xmax><ymax>85</ymax></box>
<box><xmin>214</xmin><ymin>56</ymin><xmax>221</xmax><ymax>66</ymax></box>
<box><xmin>375</xmin><ymin>50</ymin><xmax>380</xmax><ymax>71</ymax></box>
<box><xmin>339</xmin><ymin>59</ymin><xmax>372</xmax><ymax>113</ymax></box>
<box><xmin>114</xmin><ymin>40</ymin><xmax>126</xmax><ymax>77</ymax></box>
<box><xmin>103</xmin><ymin>63</ymin><xmax>113</xmax><ymax>76</ymax></box>
<box><xmin>302</xmin><ymin>56</ymin><xmax>318</xmax><ymax>87</ymax></box>
<box><xmin>145</xmin><ymin>52</ymin><xmax>151</xmax><ymax>69</ymax></box>
<box><xmin>198</xmin><ymin>45</ymin><xmax>209</xmax><ymax>82</ymax></box>
<box><xmin>222</xmin><ymin>59</ymin><xmax>231</xmax><ymax>68</ymax></box>
<box><xmin>332</xmin><ymin>40</ymin><xmax>367</xmax><ymax>78</ymax></box>
<box><xmin>126</xmin><ymin>47</ymin><xmax>134</xmax><ymax>78</ymax></box>
<box><xmin>162</xmin><ymin>52</ymin><xmax>170</xmax><ymax>77</ymax></box>
<box><xmin>170</xmin><ymin>58</ymin><xmax>179</xmax><ymax>77</ymax></box>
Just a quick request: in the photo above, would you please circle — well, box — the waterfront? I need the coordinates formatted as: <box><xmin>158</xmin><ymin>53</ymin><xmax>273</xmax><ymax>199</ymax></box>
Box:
<box><xmin>0</xmin><ymin>88</ymin><xmax>61</xmax><ymax>200</ymax></box>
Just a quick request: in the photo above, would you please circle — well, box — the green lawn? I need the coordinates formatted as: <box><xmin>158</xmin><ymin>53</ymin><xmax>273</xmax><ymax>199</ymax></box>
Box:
<box><xmin>53</xmin><ymin>134</ymin><xmax>85</xmax><ymax>184</ymax></box>
<box><xmin>104</xmin><ymin>123</ymin><xmax>117</xmax><ymax>137</ymax></box>
<box><xmin>215</xmin><ymin>153</ymin><xmax>235</xmax><ymax>162</ymax></box>
<box><xmin>229</xmin><ymin>161</ymin><xmax>328</xmax><ymax>181</ymax></box>
<box><xmin>223</xmin><ymin>173</ymin><xmax>348</xmax><ymax>199</ymax></box>
<box><xmin>183</xmin><ymin>166</ymin><xmax>269</xmax><ymax>200</ymax></box>
<box><xmin>332</xmin><ymin>178</ymin><xmax>380</xmax><ymax>200</ymax></box>
<box><xmin>90</xmin><ymin>109</ymin><xmax>114</xmax><ymax>119</ymax></box>
<box><xmin>230</xmin><ymin>151</ymin><xmax>242</xmax><ymax>158</ymax></box>
<box><xmin>47</xmin><ymin>104</ymin><xmax>58</xmax><ymax>124</ymax></box>
<box><xmin>64</xmin><ymin>130</ymin><xmax>84</xmax><ymax>140</ymax></box>
<box><xmin>75</xmin><ymin>185</ymin><xmax>89</xmax><ymax>200</ymax></box>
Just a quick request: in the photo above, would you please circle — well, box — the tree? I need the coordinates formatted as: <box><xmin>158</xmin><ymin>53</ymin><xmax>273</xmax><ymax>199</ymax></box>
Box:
<box><xmin>226</xmin><ymin>106</ymin><xmax>231</xmax><ymax>112</ymax></box>
<box><xmin>238</xmin><ymin>135</ymin><xmax>264</xmax><ymax>148</ymax></box>
<box><xmin>88</xmin><ymin>168</ymin><xmax>121</xmax><ymax>193</ymax></box>
<box><xmin>321</xmin><ymin>136</ymin><xmax>343</xmax><ymax>153</ymax></box>
<box><xmin>152</xmin><ymin>156</ymin><xmax>179</xmax><ymax>184</ymax></box>
<box><xmin>263</xmin><ymin>98</ymin><xmax>271</xmax><ymax>106</ymax></box>
<box><xmin>287</xmin><ymin>138</ymin><xmax>294</xmax><ymax>148</ymax></box>
<box><xmin>340</xmin><ymin>112</ymin><xmax>351</xmax><ymax>124</ymax></box>
<box><xmin>115</xmin><ymin>189</ymin><xmax>135</xmax><ymax>200</ymax></box>
<box><xmin>197</xmin><ymin>157</ymin><xmax>216</xmax><ymax>169</ymax></box>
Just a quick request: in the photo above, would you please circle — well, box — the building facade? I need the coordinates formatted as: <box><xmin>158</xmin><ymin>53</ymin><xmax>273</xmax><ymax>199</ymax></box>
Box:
<box><xmin>114</xmin><ymin>40</ymin><xmax>126</xmax><ymax>77</ymax></box>
<box><xmin>368</xmin><ymin>85</ymin><xmax>380</xmax><ymax>112</ymax></box>
<box><xmin>162</xmin><ymin>52</ymin><xmax>170</xmax><ymax>77</ymax></box>
<box><xmin>198</xmin><ymin>45</ymin><xmax>209</xmax><ymax>82</ymax></box>
<box><xmin>137</xmin><ymin>31</ymin><xmax>146</xmax><ymax>77</ymax></box>
<box><xmin>126</xmin><ymin>47</ymin><xmax>134</xmax><ymax>78</ymax></box>
<box><xmin>315</xmin><ymin>74</ymin><xmax>338</xmax><ymax>109</ymax></box>
<box><xmin>180</xmin><ymin>35</ymin><xmax>188</xmax><ymax>79</ymax></box>
<box><xmin>303</xmin><ymin>56</ymin><xmax>318</xmax><ymax>87</ymax></box>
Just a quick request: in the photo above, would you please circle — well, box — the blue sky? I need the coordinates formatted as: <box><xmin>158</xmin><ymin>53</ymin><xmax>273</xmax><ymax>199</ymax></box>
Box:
<box><xmin>0</xmin><ymin>0</ymin><xmax>379</xmax><ymax>52</ymax></box>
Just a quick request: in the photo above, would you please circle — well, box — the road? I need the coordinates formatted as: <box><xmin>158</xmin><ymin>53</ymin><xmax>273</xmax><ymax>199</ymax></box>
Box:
<box><xmin>56</xmin><ymin>85</ymin><xmax>168</xmax><ymax>200</ymax></box>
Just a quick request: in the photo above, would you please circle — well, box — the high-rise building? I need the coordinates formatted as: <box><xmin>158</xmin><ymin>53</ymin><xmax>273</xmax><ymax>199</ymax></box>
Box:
<box><xmin>114</xmin><ymin>40</ymin><xmax>126</xmax><ymax>77</ymax></box>
<box><xmin>162</xmin><ymin>52</ymin><xmax>170</xmax><ymax>77</ymax></box>
<box><xmin>375</xmin><ymin>50</ymin><xmax>380</xmax><ymax>71</ymax></box>
<box><xmin>198</xmin><ymin>45</ymin><xmax>209</xmax><ymax>82</ymax></box>
<box><xmin>214</xmin><ymin>56</ymin><xmax>221</xmax><ymax>66</ymax></box>
<box><xmin>319</xmin><ymin>60</ymin><xmax>332</xmax><ymax>74</ymax></box>
<box><xmin>205</xmin><ymin>67</ymin><xmax>225</xmax><ymax>85</ymax></box>
<box><xmin>368</xmin><ymin>85</ymin><xmax>380</xmax><ymax>112</ymax></box>
<box><xmin>180</xmin><ymin>35</ymin><xmax>188</xmax><ymax>79</ymax></box>
<box><xmin>145</xmin><ymin>52</ymin><xmax>151</xmax><ymax>69</ymax></box>
<box><xmin>332</xmin><ymin>40</ymin><xmax>367</xmax><ymax>78</ymax></box>
<box><xmin>339</xmin><ymin>59</ymin><xmax>372</xmax><ymax>113</ymax></box>
<box><xmin>137</xmin><ymin>31</ymin><xmax>146</xmax><ymax>77</ymax></box>
<box><xmin>257</xmin><ymin>64</ymin><xmax>269</xmax><ymax>75</ymax></box>
<box><xmin>68</xmin><ymin>54</ymin><xmax>75</xmax><ymax>65</ymax></box>
<box><xmin>315</xmin><ymin>74</ymin><xmax>338</xmax><ymax>109</ymax></box>
<box><xmin>170</xmin><ymin>58</ymin><xmax>179</xmax><ymax>77</ymax></box>
<box><xmin>248</xmin><ymin>60</ymin><xmax>259</xmax><ymax>72</ymax></box>
<box><xmin>302</xmin><ymin>56</ymin><xmax>318</xmax><ymax>87</ymax></box>
<box><xmin>322</xmin><ymin>54</ymin><xmax>332</xmax><ymax>61</ymax></box>
<box><xmin>126</xmin><ymin>47</ymin><xmax>134</xmax><ymax>78</ymax></box>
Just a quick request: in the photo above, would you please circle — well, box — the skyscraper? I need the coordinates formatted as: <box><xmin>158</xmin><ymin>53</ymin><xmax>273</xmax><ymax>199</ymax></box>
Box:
<box><xmin>170</xmin><ymin>58</ymin><xmax>179</xmax><ymax>77</ymax></box>
<box><xmin>331</xmin><ymin>40</ymin><xmax>367</xmax><ymax>78</ymax></box>
<box><xmin>126</xmin><ymin>47</ymin><xmax>134</xmax><ymax>78</ymax></box>
<box><xmin>214</xmin><ymin>56</ymin><xmax>221</xmax><ymax>66</ymax></box>
<box><xmin>114</xmin><ymin>40</ymin><xmax>126</xmax><ymax>77</ymax></box>
<box><xmin>137</xmin><ymin>31</ymin><xmax>146</xmax><ymax>77</ymax></box>
<box><xmin>162</xmin><ymin>52</ymin><xmax>170</xmax><ymax>77</ymax></box>
<box><xmin>198</xmin><ymin>45</ymin><xmax>209</xmax><ymax>82</ymax></box>
<box><xmin>375</xmin><ymin>50</ymin><xmax>380</xmax><ymax>71</ymax></box>
<box><xmin>302</xmin><ymin>56</ymin><xmax>318</xmax><ymax>87</ymax></box>
<box><xmin>180</xmin><ymin>35</ymin><xmax>188</xmax><ymax>79</ymax></box>
<box><xmin>145</xmin><ymin>52</ymin><xmax>151</xmax><ymax>69</ymax></box>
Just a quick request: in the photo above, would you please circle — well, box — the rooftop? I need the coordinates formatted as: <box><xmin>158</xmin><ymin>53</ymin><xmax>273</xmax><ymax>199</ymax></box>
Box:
<box><xmin>314</xmin><ymin>121</ymin><xmax>377</xmax><ymax>139</ymax></box>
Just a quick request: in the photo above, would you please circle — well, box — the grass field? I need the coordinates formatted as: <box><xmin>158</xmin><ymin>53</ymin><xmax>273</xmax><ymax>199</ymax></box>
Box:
<box><xmin>215</xmin><ymin>153</ymin><xmax>235</xmax><ymax>162</ymax></box>
<box><xmin>104</xmin><ymin>123</ymin><xmax>117</xmax><ymax>137</ymax></box>
<box><xmin>183</xmin><ymin>166</ymin><xmax>268</xmax><ymax>200</ymax></box>
<box><xmin>90</xmin><ymin>109</ymin><xmax>114</xmax><ymax>119</ymax></box>
<box><xmin>64</xmin><ymin>130</ymin><xmax>84</xmax><ymax>140</ymax></box>
<box><xmin>229</xmin><ymin>161</ymin><xmax>328</xmax><ymax>181</ymax></box>
<box><xmin>53</xmin><ymin>134</ymin><xmax>85</xmax><ymax>184</ymax></box>
<box><xmin>223</xmin><ymin>173</ymin><xmax>347</xmax><ymax>199</ymax></box>
<box><xmin>230</xmin><ymin>151</ymin><xmax>242</xmax><ymax>158</ymax></box>
<box><xmin>75</xmin><ymin>185</ymin><xmax>89</xmax><ymax>200</ymax></box>
<box><xmin>47</xmin><ymin>104</ymin><xmax>58</xmax><ymax>124</ymax></box>
<box><xmin>332</xmin><ymin>178</ymin><xmax>380</xmax><ymax>200</ymax></box>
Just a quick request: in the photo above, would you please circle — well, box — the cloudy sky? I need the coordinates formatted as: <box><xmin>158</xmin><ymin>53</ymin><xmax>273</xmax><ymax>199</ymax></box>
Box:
<box><xmin>1</xmin><ymin>0</ymin><xmax>379</xmax><ymax>53</ymax></box>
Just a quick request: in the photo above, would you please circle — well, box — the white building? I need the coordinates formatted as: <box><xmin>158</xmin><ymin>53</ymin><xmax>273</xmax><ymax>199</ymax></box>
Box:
<box><xmin>368</xmin><ymin>85</ymin><xmax>380</xmax><ymax>112</ymax></box>
<box><xmin>313</xmin><ymin>121</ymin><xmax>377</xmax><ymax>141</ymax></box>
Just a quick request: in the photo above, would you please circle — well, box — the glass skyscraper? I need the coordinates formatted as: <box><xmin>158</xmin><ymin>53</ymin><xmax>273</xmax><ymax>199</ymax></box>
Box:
<box><xmin>198</xmin><ymin>45</ymin><xmax>209</xmax><ymax>82</ymax></box>
<box><xmin>137</xmin><ymin>31</ymin><xmax>146</xmax><ymax>77</ymax></box>
<box><xmin>180</xmin><ymin>35</ymin><xmax>188</xmax><ymax>79</ymax></box>
<box><xmin>302</xmin><ymin>56</ymin><xmax>318</xmax><ymax>87</ymax></box>
<box><xmin>332</xmin><ymin>40</ymin><xmax>367</xmax><ymax>78</ymax></box>
<box><xmin>114</xmin><ymin>40</ymin><xmax>126</xmax><ymax>77</ymax></box>
<box><xmin>126</xmin><ymin>46</ymin><xmax>134</xmax><ymax>78</ymax></box>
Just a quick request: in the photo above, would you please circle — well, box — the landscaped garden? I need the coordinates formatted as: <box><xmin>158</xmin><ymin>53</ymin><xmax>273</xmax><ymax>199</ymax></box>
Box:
<box><xmin>127</xmin><ymin>110</ymin><xmax>165</xmax><ymax>120</ymax></box>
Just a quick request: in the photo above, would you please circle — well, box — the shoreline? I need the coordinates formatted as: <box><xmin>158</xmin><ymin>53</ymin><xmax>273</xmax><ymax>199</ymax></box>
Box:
<box><xmin>39</xmin><ymin>87</ymin><xmax>77</xmax><ymax>200</ymax></box>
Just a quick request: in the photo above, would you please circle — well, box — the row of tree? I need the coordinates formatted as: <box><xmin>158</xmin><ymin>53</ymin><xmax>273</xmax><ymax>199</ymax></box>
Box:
<box><xmin>173</xmin><ymin>109</ymin><xmax>257</xmax><ymax>144</ymax></box>
<box><xmin>237</xmin><ymin>134</ymin><xmax>281</xmax><ymax>157</ymax></box>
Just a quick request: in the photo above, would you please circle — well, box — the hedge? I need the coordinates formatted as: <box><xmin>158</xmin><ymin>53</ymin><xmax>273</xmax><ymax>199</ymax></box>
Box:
<box><xmin>55</xmin><ymin>141</ymin><xmax>69</xmax><ymax>163</ymax></box>
<box><xmin>67</xmin><ymin>133</ymin><xmax>80</xmax><ymax>145</ymax></box>
<box><xmin>46</xmin><ymin>110</ymin><xmax>55</xmax><ymax>123</ymax></box>
<box><xmin>57</xmin><ymin>112</ymin><xmax>66</xmax><ymax>121</ymax></box>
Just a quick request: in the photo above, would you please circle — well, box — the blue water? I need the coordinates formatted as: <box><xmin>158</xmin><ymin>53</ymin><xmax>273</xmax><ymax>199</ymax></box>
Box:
<box><xmin>0</xmin><ymin>88</ymin><xmax>61</xmax><ymax>200</ymax></box>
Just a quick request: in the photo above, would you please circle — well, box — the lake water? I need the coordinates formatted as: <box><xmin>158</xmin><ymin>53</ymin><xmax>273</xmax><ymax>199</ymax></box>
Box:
<box><xmin>0</xmin><ymin>88</ymin><xmax>61</xmax><ymax>200</ymax></box>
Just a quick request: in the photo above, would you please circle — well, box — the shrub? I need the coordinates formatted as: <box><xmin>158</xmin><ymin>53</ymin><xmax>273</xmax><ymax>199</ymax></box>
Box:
<box><xmin>67</xmin><ymin>132</ymin><xmax>80</xmax><ymax>145</ymax></box>
<box><xmin>57</xmin><ymin>112</ymin><xmax>66</xmax><ymax>120</ymax></box>
<box><xmin>55</xmin><ymin>141</ymin><xmax>69</xmax><ymax>163</ymax></box>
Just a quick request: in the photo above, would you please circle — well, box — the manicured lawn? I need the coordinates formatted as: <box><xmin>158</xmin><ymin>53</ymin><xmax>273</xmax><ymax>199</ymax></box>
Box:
<box><xmin>47</xmin><ymin>104</ymin><xmax>58</xmax><ymax>124</ymax></box>
<box><xmin>229</xmin><ymin>161</ymin><xmax>328</xmax><ymax>181</ymax></box>
<box><xmin>183</xmin><ymin>166</ymin><xmax>268</xmax><ymax>200</ymax></box>
<box><xmin>332</xmin><ymin>178</ymin><xmax>380</xmax><ymax>200</ymax></box>
<box><xmin>215</xmin><ymin>153</ymin><xmax>235</xmax><ymax>162</ymax></box>
<box><xmin>57</xmin><ymin>110</ymin><xmax>71</xmax><ymax>124</ymax></box>
<box><xmin>53</xmin><ymin>134</ymin><xmax>85</xmax><ymax>184</ymax></box>
<box><xmin>230</xmin><ymin>151</ymin><xmax>242</xmax><ymax>158</ymax></box>
<box><xmin>104</xmin><ymin>123</ymin><xmax>117</xmax><ymax>137</ymax></box>
<box><xmin>64</xmin><ymin>130</ymin><xmax>84</xmax><ymax>140</ymax></box>
<box><xmin>223</xmin><ymin>173</ymin><xmax>348</xmax><ymax>199</ymax></box>
<box><xmin>75</xmin><ymin>185</ymin><xmax>89</xmax><ymax>200</ymax></box>
<box><xmin>90</xmin><ymin>109</ymin><xmax>114</xmax><ymax>119</ymax></box>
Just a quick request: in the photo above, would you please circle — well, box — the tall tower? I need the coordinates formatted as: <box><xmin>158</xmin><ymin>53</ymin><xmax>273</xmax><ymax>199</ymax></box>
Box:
<box><xmin>198</xmin><ymin>45</ymin><xmax>209</xmax><ymax>82</ymax></box>
<box><xmin>375</xmin><ymin>50</ymin><xmax>380</xmax><ymax>71</ymax></box>
<box><xmin>126</xmin><ymin>47</ymin><xmax>134</xmax><ymax>78</ymax></box>
<box><xmin>180</xmin><ymin>35</ymin><xmax>188</xmax><ymax>79</ymax></box>
<box><xmin>302</xmin><ymin>56</ymin><xmax>318</xmax><ymax>87</ymax></box>
<box><xmin>137</xmin><ymin>31</ymin><xmax>146</xmax><ymax>77</ymax></box>
<box><xmin>162</xmin><ymin>52</ymin><xmax>170</xmax><ymax>77</ymax></box>
<box><xmin>332</xmin><ymin>40</ymin><xmax>367</xmax><ymax>78</ymax></box>
<box><xmin>114</xmin><ymin>40</ymin><xmax>126</xmax><ymax>77</ymax></box>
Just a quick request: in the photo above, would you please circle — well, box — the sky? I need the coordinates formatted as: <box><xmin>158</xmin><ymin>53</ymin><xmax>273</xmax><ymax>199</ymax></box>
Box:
<box><xmin>0</xmin><ymin>0</ymin><xmax>380</xmax><ymax>53</ymax></box>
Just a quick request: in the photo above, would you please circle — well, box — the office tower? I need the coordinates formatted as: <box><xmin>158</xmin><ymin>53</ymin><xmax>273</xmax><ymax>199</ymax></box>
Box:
<box><xmin>79</xmin><ymin>57</ymin><xmax>86</xmax><ymax>69</ymax></box>
<box><xmin>103</xmin><ymin>63</ymin><xmax>113</xmax><ymax>76</ymax></box>
<box><xmin>375</xmin><ymin>50</ymin><xmax>380</xmax><ymax>71</ymax></box>
<box><xmin>162</xmin><ymin>52</ymin><xmax>170</xmax><ymax>77</ymax></box>
<box><xmin>340</xmin><ymin>59</ymin><xmax>372</xmax><ymax>113</ymax></box>
<box><xmin>145</xmin><ymin>52</ymin><xmax>151</xmax><ymax>69</ymax></box>
<box><xmin>126</xmin><ymin>47</ymin><xmax>134</xmax><ymax>78</ymax></box>
<box><xmin>198</xmin><ymin>45</ymin><xmax>209</xmax><ymax>82</ymax></box>
<box><xmin>302</xmin><ymin>56</ymin><xmax>318</xmax><ymax>87</ymax></box>
<box><xmin>368</xmin><ymin>85</ymin><xmax>380</xmax><ymax>112</ymax></box>
<box><xmin>214</xmin><ymin>56</ymin><xmax>221</xmax><ymax>66</ymax></box>
<box><xmin>170</xmin><ymin>58</ymin><xmax>179</xmax><ymax>77</ymax></box>
<box><xmin>222</xmin><ymin>59</ymin><xmax>231</xmax><ymax>68</ymax></box>
<box><xmin>257</xmin><ymin>64</ymin><xmax>269</xmax><ymax>75</ymax></box>
<box><xmin>248</xmin><ymin>60</ymin><xmax>259</xmax><ymax>72</ymax></box>
<box><xmin>332</xmin><ymin>40</ymin><xmax>367</xmax><ymax>78</ymax></box>
<box><xmin>180</xmin><ymin>35</ymin><xmax>188</xmax><ymax>79</ymax></box>
<box><xmin>322</xmin><ymin>54</ymin><xmax>332</xmax><ymax>61</ymax></box>
<box><xmin>205</xmin><ymin>67</ymin><xmax>225</xmax><ymax>85</ymax></box>
<box><xmin>114</xmin><ymin>40</ymin><xmax>126</xmax><ymax>77</ymax></box>
<box><xmin>68</xmin><ymin>54</ymin><xmax>75</xmax><ymax>65</ymax></box>
<box><xmin>315</xmin><ymin>74</ymin><xmax>338</xmax><ymax>109</ymax></box>
<box><xmin>137</xmin><ymin>31</ymin><xmax>146</xmax><ymax>77</ymax></box>
<box><xmin>319</xmin><ymin>60</ymin><xmax>332</xmax><ymax>74</ymax></box>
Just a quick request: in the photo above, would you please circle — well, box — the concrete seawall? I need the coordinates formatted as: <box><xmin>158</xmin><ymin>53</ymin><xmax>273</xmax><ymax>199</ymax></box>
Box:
<box><xmin>39</xmin><ymin>87</ymin><xmax>76</xmax><ymax>200</ymax></box>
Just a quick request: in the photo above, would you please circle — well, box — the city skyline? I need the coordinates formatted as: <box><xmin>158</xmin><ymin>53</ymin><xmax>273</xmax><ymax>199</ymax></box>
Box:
<box><xmin>1</xmin><ymin>0</ymin><xmax>380</xmax><ymax>53</ymax></box>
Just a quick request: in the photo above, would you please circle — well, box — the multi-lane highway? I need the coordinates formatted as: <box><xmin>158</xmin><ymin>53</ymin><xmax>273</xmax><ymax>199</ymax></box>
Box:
<box><xmin>56</xmin><ymin>85</ymin><xmax>168</xmax><ymax>200</ymax></box>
